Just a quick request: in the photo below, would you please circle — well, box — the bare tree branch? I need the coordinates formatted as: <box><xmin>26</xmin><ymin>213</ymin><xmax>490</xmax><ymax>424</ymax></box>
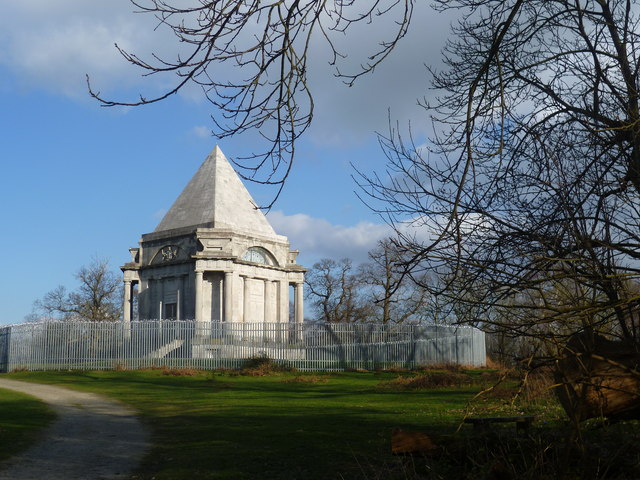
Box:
<box><xmin>87</xmin><ymin>0</ymin><xmax>414</xmax><ymax>207</ymax></box>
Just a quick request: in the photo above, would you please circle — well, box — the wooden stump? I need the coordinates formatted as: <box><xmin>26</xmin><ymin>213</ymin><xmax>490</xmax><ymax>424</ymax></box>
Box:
<box><xmin>391</xmin><ymin>428</ymin><xmax>438</xmax><ymax>455</ymax></box>
<box><xmin>555</xmin><ymin>332</ymin><xmax>640</xmax><ymax>422</ymax></box>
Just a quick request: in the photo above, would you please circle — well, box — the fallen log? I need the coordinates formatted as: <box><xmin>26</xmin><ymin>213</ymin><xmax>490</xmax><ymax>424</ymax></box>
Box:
<box><xmin>554</xmin><ymin>332</ymin><xmax>640</xmax><ymax>422</ymax></box>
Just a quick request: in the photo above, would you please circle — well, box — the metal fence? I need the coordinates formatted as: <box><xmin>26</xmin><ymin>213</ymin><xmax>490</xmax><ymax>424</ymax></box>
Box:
<box><xmin>0</xmin><ymin>321</ymin><xmax>486</xmax><ymax>372</ymax></box>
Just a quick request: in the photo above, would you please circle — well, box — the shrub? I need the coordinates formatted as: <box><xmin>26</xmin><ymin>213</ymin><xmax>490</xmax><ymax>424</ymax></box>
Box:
<box><xmin>112</xmin><ymin>362</ymin><xmax>127</xmax><ymax>371</ymax></box>
<box><xmin>379</xmin><ymin>372</ymin><xmax>475</xmax><ymax>390</ymax></box>
<box><xmin>161</xmin><ymin>367</ymin><xmax>202</xmax><ymax>377</ymax></box>
<box><xmin>239</xmin><ymin>353</ymin><xmax>294</xmax><ymax>376</ymax></box>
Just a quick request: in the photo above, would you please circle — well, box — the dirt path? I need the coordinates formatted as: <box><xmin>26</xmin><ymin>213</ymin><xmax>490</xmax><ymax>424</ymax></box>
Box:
<box><xmin>0</xmin><ymin>379</ymin><xmax>151</xmax><ymax>480</ymax></box>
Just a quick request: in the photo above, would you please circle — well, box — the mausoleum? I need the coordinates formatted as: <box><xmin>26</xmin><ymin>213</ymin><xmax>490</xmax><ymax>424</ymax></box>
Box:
<box><xmin>121</xmin><ymin>146</ymin><xmax>306</xmax><ymax>324</ymax></box>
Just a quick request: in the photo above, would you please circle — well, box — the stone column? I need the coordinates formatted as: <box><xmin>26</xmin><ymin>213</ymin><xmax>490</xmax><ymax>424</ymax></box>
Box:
<box><xmin>243</xmin><ymin>277</ymin><xmax>251</xmax><ymax>323</ymax></box>
<box><xmin>123</xmin><ymin>280</ymin><xmax>132</xmax><ymax>323</ymax></box>
<box><xmin>279</xmin><ymin>280</ymin><xmax>288</xmax><ymax>323</ymax></box>
<box><xmin>176</xmin><ymin>287</ymin><xmax>181</xmax><ymax>321</ymax></box>
<box><xmin>294</xmin><ymin>282</ymin><xmax>304</xmax><ymax>324</ymax></box>
<box><xmin>195</xmin><ymin>270</ymin><xmax>204</xmax><ymax>324</ymax></box>
<box><xmin>158</xmin><ymin>278</ymin><xmax>164</xmax><ymax>321</ymax></box>
<box><xmin>224</xmin><ymin>272</ymin><xmax>233</xmax><ymax>323</ymax></box>
<box><xmin>264</xmin><ymin>280</ymin><xmax>273</xmax><ymax>323</ymax></box>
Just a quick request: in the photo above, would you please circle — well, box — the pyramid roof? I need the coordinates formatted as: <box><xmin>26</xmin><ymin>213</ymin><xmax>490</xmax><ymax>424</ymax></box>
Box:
<box><xmin>154</xmin><ymin>146</ymin><xmax>277</xmax><ymax>237</ymax></box>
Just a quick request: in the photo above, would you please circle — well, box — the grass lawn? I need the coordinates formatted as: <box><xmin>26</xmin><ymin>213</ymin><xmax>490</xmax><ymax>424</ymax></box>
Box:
<box><xmin>0</xmin><ymin>387</ymin><xmax>55</xmax><ymax>463</ymax></box>
<box><xmin>0</xmin><ymin>367</ymin><xmax>505</xmax><ymax>479</ymax></box>
<box><xmin>1</xmin><ymin>366</ymin><xmax>570</xmax><ymax>479</ymax></box>
<box><xmin>2</xmin><ymin>366</ymin><xmax>639</xmax><ymax>479</ymax></box>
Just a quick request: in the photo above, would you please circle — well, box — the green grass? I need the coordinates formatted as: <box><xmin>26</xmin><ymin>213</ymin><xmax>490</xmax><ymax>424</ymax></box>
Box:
<box><xmin>1</xmin><ymin>367</ymin><xmax>637</xmax><ymax>479</ymax></box>
<box><xmin>0</xmin><ymin>387</ymin><xmax>56</xmax><ymax>462</ymax></box>
<box><xmin>1</xmin><ymin>367</ymin><xmax>565</xmax><ymax>479</ymax></box>
<box><xmin>0</xmin><ymin>368</ymin><xmax>491</xmax><ymax>479</ymax></box>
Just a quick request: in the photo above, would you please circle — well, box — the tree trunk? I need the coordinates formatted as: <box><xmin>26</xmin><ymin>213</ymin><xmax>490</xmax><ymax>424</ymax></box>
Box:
<box><xmin>554</xmin><ymin>332</ymin><xmax>640</xmax><ymax>422</ymax></box>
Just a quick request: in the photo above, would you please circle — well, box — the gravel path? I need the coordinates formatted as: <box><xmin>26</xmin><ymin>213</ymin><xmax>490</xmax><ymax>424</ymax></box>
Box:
<box><xmin>0</xmin><ymin>379</ymin><xmax>151</xmax><ymax>480</ymax></box>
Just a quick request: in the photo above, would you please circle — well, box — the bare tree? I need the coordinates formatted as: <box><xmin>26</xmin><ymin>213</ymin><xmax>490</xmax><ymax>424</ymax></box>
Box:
<box><xmin>88</xmin><ymin>1</ymin><xmax>640</xmax><ymax>417</ymax></box>
<box><xmin>355</xmin><ymin>0</ymin><xmax>640</xmax><ymax>343</ymax></box>
<box><xmin>32</xmin><ymin>258</ymin><xmax>122</xmax><ymax>322</ymax></box>
<box><xmin>305</xmin><ymin>258</ymin><xmax>371</xmax><ymax>323</ymax></box>
<box><xmin>358</xmin><ymin>238</ymin><xmax>429</xmax><ymax>324</ymax></box>
<box><xmin>93</xmin><ymin>1</ymin><xmax>640</xmax><ymax>339</ymax></box>
<box><xmin>347</xmin><ymin>1</ymin><xmax>640</xmax><ymax>421</ymax></box>
<box><xmin>89</xmin><ymin>0</ymin><xmax>414</xmax><ymax>205</ymax></box>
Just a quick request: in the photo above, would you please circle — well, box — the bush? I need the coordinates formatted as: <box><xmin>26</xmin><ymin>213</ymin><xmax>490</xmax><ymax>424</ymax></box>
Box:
<box><xmin>239</xmin><ymin>353</ymin><xmax>294</xmax><ymax>376</ymax></box>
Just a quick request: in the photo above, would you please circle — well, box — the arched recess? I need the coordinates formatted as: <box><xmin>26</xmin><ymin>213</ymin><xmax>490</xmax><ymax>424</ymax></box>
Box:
<box><xmin>241</xmin><ymin>246</ymin><xmax>279</xmax><ymax>266</ymax></box>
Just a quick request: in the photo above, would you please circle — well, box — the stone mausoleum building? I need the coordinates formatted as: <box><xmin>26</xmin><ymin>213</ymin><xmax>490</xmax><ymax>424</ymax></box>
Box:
<box><xmin>121</xmin><ymin>146</ymin><xmax>306</xmax><ymax>325</ymax></box>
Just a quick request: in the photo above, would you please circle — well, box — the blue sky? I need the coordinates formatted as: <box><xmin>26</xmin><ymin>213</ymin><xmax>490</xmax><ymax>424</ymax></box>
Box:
<box><xmin>0</xmin><ymin>1</ymin><xmax>449</xmax><ymax>323</ymax></box>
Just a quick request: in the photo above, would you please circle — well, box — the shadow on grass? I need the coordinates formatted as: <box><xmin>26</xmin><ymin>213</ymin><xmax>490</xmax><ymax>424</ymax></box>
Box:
<box><xmin>0</xmin><ymin>389</ymin><xmax>56</xmax><ymax>463</ymax></box>
<box><xmin>3</xmin><ymin>370</ymin><xmax>483</xmax><ymax>479</ymax></box>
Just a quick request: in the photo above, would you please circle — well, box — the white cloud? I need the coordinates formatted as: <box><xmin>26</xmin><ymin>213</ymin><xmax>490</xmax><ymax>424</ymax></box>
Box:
<box><xmin>267</xmin><ymin>209</ymin><xmax>493</xmax><ymax>269</ymax></box>
<box><xmin>191</xmin><ymin>125</ymin><xmax>211</xmax><ymax>139</ymax></box>
<box><xmin>266</xmin><ymin>210</ymin><xmax>473</xmax><ymax>267</ymax></box>
<box><xmin>267</xmin><ymin>210</ymin><xmax>392</xmax><ymax>265</ymax></box>
<box><xmin>0</xmin><ymin>1</ymin><xmax>178</xmax><ymax>98</ymax></box>
<box><xmin>0</xmin><ymin>1</ymin><xmax>454</xmax><ymax>137</ymax></box>
<box><xmin>304</xmin><ymin>3</ymin><xmax>454</xmax><ymax>147</ymax></box>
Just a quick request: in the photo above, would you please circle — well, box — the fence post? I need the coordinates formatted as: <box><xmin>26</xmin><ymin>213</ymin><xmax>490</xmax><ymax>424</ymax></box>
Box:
<box><xmin>0</xmin><ymin>326</ymin><xmax>9</xmax><ymax>373</ymax></box>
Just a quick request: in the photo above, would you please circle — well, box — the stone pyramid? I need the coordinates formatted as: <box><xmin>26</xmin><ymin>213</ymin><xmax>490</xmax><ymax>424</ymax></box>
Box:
<box><xmin>154</xmin><ymin>146</ymin><xmax>276</xmax><ymax>237</ymax></box>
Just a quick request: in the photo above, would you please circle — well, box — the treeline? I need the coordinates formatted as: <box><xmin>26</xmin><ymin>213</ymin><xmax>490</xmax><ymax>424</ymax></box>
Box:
<box><xmin>304</xmin><ymin>238</ymin><xmax>450</xmax><ymax>325</ymax></box>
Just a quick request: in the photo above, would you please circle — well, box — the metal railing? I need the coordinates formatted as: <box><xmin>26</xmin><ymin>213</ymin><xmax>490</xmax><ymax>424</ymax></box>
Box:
<box><xmin>0</xmin><ymin>321</ymin><xmax>486</xmax><ymax>372</ymax></box>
